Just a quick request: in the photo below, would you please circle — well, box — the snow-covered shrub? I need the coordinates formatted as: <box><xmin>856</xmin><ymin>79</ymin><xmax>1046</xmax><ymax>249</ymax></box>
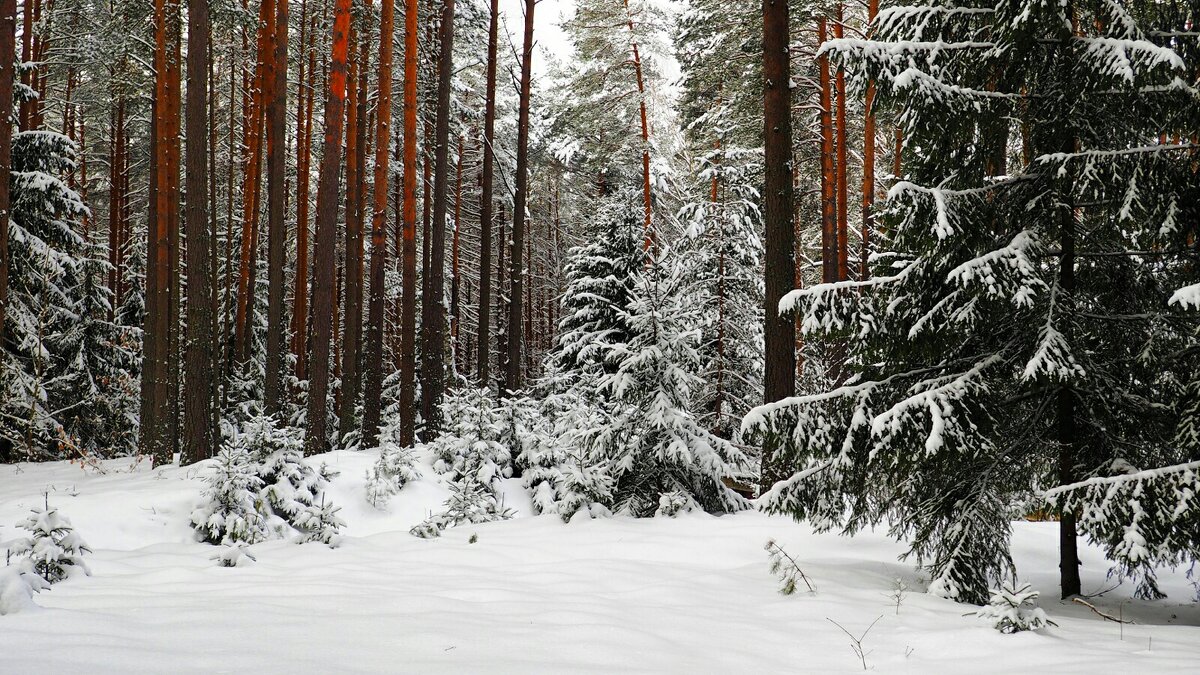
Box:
<box><xmin>293</xmin><ymin>498</ymin><xmax>346</xmax><ymax>547</ymax></box>
<box><xmin>191</xmin><ymin>443</ymin><xmax>269</xmax><ymax>545</ymax></box>
<box><xmin>365</xmin><ymin>419</ymin><xmax>422</xmax><ymax>509</ymax></box>
<box><xmin>410</xmin><ymin>479</ymin><xmax>515</xmax><ymax>539</ymax></box>
<box><xmin>10</xmin><ymin>503</ymin><xmax>91</xmax><ymax>583</ymax></box>
<box><xmin>655</xmin><ymin>491</ymin><xmax>700</xmax><ymax>518</ymax></box>
<box><xmin>0</xmin><ymin>564</ymin><xmax>48</xmax><ymax>615</ymax></box>
<box><xmin>211</xmin><ymin>543</ymin><xmax>257</xmax><ymax>568</ymax></box>
<box><xmin>976</xmin><ymin>583</ymin><xmax>1050</xmax><ymax>633</ymax></box>
<box><xmin>430</xmin><ymin>388</ymin><xmax>513</xmax><ymax>491</ymax></box>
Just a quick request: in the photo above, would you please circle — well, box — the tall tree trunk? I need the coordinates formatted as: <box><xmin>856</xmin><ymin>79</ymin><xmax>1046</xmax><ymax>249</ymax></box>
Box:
<box><xmin>450</xmin><ymin>135</ymin><xmax>463</xmax><ymax>374</ymax></box>
<box><xmin>107</xmin><ymin>98</ymin><xmax>124</xmax><ymax>320</ymax></box>
<box><xmin>834</xmin><ymin>7</ymin><xmax>848</xmax><ymax>281</ymax></box>
<box><xmin>419</xmin><ymin>0</ymin><xmax>455</xmax><ymax>432</ymax></box>
<box><xmin>305</xmin><ymin>0</ymin><xmax>353</xmax><ymax>456</ymax></box>
<box><xmin>17</xmin><ymin>0</ymin><xmax>30</xmax><ymax>130</ymax></box>
<box><xmin>860</xmin><ymin>0</ymin><xmax>878</xmax><ymax>281</ymax></box>
<box><xmin>476</xmin><ymin>0</ymin><xmax>499</xmax><ymax>384</ymax></box>
<box><xmin>234</xmin><ymin>0</ymin><xmax>275</xmax><ymax>367</ymax></box>
<box><xmin>398</xmin><ymin>0</ymin><xmax>418</xmax><ymax>445</ymax></box>
<box><xmin>263</xmin><ymin>0</ymin><xmax>289</xmax><ymax>413</ymax></box>
<box><xmin>760</xmin><ymin>0</ymin><xmax>797</xmax><ymax>489</ymax></box>
<box><xmin>142</xmin><ymin>0</ymin><xmax>182</xmax><ymax>466</ymax></box>
<box><xmin>818</xmin><ymin>17</ymin><xmax>837</xmax><ymax>284</ymax></box>
<box><xmin>362</xmin><ymin>0</ymin><xmax>396</xmax><ymax>447</ymax></box>
<box><xmin>294</xmin><ymin>10</ymin><xmax>318</xmax><ymax>379</ymax></box>
<box><xmin>505</xmin><ymin>0</ymin><xmax>534</xmax><ymax>393</ymax></box>
<box><xmin>339</xmin><ymin>21</ymin><xmax>365</xmax><ymax>438</ymax></box>
<box><xmin>623</xmin><ymin>0</ymin><xmax>652</xmax><ymax>252</ymax></box>
<box><xmin>0</xmin><ymin>0</ymin><xmax>13</xmax><ymax>350</ymax></box>
<box><xmin>182</xmin><ymin>0</ymin><xmax>214</xmax><ymax>464</ymax></box>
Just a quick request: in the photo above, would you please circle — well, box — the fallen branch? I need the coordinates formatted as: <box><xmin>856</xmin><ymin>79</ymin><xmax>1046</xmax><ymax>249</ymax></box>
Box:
<box><xmin>1072</xmin><ymin>597</ymin><xmax>1134</xmax><ymax>624</ymax></box>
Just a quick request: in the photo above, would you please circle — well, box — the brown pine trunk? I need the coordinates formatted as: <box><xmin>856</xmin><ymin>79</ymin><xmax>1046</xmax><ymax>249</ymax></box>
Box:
<box><xmin>107</xmin><ymin>98</ymin><xmax>124</xmax><ymax>320</ymax></box>
<box><xmin>419</xmin><ymin>0</ymin><xmax>456</xmax><ymax>432</ymax></box>
<box><xmin>505</xmin><ymin>0</ymin><xmax>534</xmax><ymax>393</ymax></box>
<box><xmin>760</xmin><ymin>0</ymin><xmax>797</xmax><ymax>488</ymax></box>
<box><xmin>818</xmin><ymin>17</ymin><xmax>837</xmax><ymax>284</ymax></box>
<box><xmin>233</xmin><ymin>0</ymin><xmax>274</xmax><ymax>367</ymax></box>
<box><xmin>476</xmin><ymin>0</ymin><xmax>499</xmax><ymax>384</ymax></box>
<box><xmin>624</xmin><ymin>0</ymin><xmax>653</xmax><ymax>252</ymax></box>
<box><xmin>0</xmin><ymin>0</ymin><xmax>12</xmax><ymax>349</ymax></box>
<box><xmin>263</xmin><ymin>0</ymin><xmax>289</xmax><ymax>413</ymax></box>
<box><xmin>17</xmin><ymin>0</ymin><xmax>30</xmax><ymax>130</ymax></box>
<box><xmin>338</xmin><ymin>22</ymin><xmax>362</xmax><ymax>438</ymax></box>
<box><xmin>181</xmin><ymin>0</ymin><xmax>214</xmax><ymax>465</ymax></box>
<box><xmin>361</xmin><ymin>0</ymin><xmax>395</xmax><ymax>447</ymax></box>
<box><xmin>294</xmin><ymin>11</ymin><xmax>318</xmax><ymax>379</ymax></box>
<box><xmin>861</xmin><ymin>0</ymin><xmax>878</xmax><ymax>281</ymax></box>
<box><xmin>304</xmin><ymin>0</ymin><xmax>353</xmax><ymax>456</ymax></box>
<box><xmin>141</xmin><ymin>0</ymin><xmax>182</xmax><ymax>467</ymax></box>
<box><xmin>834</xmin><ymin>8</ymin><xmax>848</xmax><ymax>281</ymax></box>
<box><xmin>398</xmin><ymin>0</ymin><xmax>419</xmax><ymax>445</ymax></box>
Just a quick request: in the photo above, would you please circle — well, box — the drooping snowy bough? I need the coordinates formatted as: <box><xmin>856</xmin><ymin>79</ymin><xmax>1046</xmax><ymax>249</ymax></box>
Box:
<box><xmin>745</xmin><ymin>0</ymin><xmax>1199</xmax><ymax>603</ymax></box>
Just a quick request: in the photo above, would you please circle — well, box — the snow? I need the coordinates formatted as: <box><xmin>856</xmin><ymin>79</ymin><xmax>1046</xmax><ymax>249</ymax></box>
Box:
<box><xmin>1</xmin><ymin>453</ymin><xmax>1198</xmax><ymax>672</ymax></box>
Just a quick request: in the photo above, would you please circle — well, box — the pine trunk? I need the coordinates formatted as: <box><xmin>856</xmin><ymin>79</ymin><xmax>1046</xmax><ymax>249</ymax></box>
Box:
<box><xmin>264</xmin><ymin>0</ymin><xmax>289</xmax><ymax>413</ymax></box>
<box><xmin>419</xmin><ymin>0</ymin><xmax>455</xmax><ymax>432</ymax></box>
<box><xmin>362</xmin><ymin>0</ymin><xmax>396</xmax><ymax>447</ymax></box>
<box><xmin>476</xmin><ymin>0</ymin><xmax>499</xmax><ymax>384</ymax></box>
<box><xmin>505</xmin><ymin>0</ymin><xmax>534</xmax><ymax>393</ymax></box>
<box><xmin>760</xmin><ymin>0</ymin><xmax>797</xmax><ymax>488</ymax></box>
<box><xmin>305</xmin><ymin>0</ymin><xmax>353</xmax><ymax>456</ymax></box>
<box><xmin>0</xmin><ymin>0</ymin><xmax>12</xmax><ymax>349</ymax></box>
<box><xmin>398</xmin><ymin>0</ymin><xmax>419</xmax><ymax>445</ymax></box>
<box><xmin>181</xmin><ymin>0</ymin><xmax>214</xmax><ymax>465</ymax></box>
<box><xmin>833</xmin><ymin>8</ymin><xmax>848</xmax><ymax>281</ymax></box>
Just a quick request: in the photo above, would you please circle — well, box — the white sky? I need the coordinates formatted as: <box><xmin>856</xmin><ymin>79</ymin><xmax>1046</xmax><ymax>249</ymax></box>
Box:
<box><xmin>498</xmin><ymin>0</ymin><xmax>575</xmax><ymax>77</ymax></box>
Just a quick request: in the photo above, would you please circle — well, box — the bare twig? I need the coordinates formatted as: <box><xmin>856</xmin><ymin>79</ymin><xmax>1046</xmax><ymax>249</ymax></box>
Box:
<box><xmin>1072</xmin><ymin>597</ymin><xmax>1135</xmax><ymax>624</ymax></box>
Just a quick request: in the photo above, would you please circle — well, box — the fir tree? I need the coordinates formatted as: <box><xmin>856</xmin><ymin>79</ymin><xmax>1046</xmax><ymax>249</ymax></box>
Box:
<box><xmin>10</xmin><ymin>499</ymin><xmax>92</xmax><ymax>583</ymax></box>
<box><xmin>747</xmin><ymin>0</ymin><xmax>1200</xmax><ymax>603</ymax></box>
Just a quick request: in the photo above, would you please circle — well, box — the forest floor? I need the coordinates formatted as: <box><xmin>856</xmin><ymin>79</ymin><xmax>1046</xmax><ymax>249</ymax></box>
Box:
<box><xmin>0</xmin><ymin>450</ymin><xmax>1197</xmax><ymax>673</ymax></box>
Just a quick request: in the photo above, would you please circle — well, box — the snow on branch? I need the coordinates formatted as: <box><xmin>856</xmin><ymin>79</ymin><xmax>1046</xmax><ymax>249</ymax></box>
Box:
<box><xmin>1169</xmin><ymin>284</ymin><xmax>1200</xmax><ymax>310</ymax></box>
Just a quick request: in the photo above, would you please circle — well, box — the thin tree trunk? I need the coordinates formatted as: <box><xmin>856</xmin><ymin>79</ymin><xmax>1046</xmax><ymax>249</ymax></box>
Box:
<box><xmin>339</xmin><ymin>21</ymin><xmax>365</xmax><ymax>438</ymax></box>
<box><xmin>476</xmin><ymin>0</ymin><xmax>499</xmax><ymax>384</ymax></box>
<box><xmin>505</xmin><ymin>0</ymin><xmax>534</xmax><ymax>393</ymax></box>
<box><xmin>0</xmin><ymin>0</ymin><xmax>13</xmax><ymax>350</ymax></box>
<box><xmin>818</xmin><ymin>17</ymin><xmax>837</xmax><ymax>284</ymax></box>
<box><xmin>182</xmin><ymin>0</ymin><xmax>214</xmax><ymax>464</ymax></box>
<box><xmin>263</xmin><ymin>0</ymin><xmax>289</xmax><ymax>413</ymax></box>
<box><xmin>294</xmin><ymin>11</ymin><xmax>318</xmax><ymax>379</ymax></box>
<box><xmin>18</xmin><ymin>0</ymin><xmax>31</xmax><ymax>129</ymax></box>
<box><xmin>861</xmin><ymin>0</ymin><xmax>877</xmax><ymax>281</ymax></box>
<box><xmin>398</xmin><ymin>0</ymin><xmax>418</xmax><ymax>445</ymax></box>
<box><xmin>450</xmin><ymin>134</ymin><xmax>463</xmax><ymax>374</ymax></box>
<box><xmin>834</xmin><ymin>7</ymin><xmax>848</xmax><ymax>281</ymax></box>
<box><xmin>362</xmin><ymin>0</ymin><xmax>396</xmax><ymax>447</ymax></box>
<box><xmin>623</xmin><ymin>0</ymin><xmax>652</xmax><ymax>252</ymax></box>
<box><xmin>760</xmin><ymin>0</ymin><xmax>797</xmax><ymax>489</ymax></box>
<box><xmin>305</xmin><ymin>0</ymin><xmax>353</xmax><ymax>456</ymax></box>
<box><xmin>419</xmin><ymin>0</ymin><xmax>455</xmax><ymax>432</ymax></box>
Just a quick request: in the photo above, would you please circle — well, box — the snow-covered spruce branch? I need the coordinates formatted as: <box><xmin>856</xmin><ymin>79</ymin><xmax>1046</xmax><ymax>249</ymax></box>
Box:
<box><xmin>1169</xmin><ymin>284</ymin><xmax>1200</xmax><ymax>310</ymax></box>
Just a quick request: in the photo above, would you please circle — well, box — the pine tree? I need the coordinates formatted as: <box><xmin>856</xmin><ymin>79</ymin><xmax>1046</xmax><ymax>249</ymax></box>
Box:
<box><xmin>747</xmin><ymin>0</ymin><xmax>1200</xmax><ymax>603</ymax></box>
<box><xmin>11</xmin><ymin>499</ymin><xmax>91</xmax><ymax>583</ymax></box>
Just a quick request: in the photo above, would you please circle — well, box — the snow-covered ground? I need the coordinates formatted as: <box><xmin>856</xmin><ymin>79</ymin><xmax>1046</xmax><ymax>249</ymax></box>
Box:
<box><xmin>1</xmin><ymin>450</ymin><xmax>1197</xmax><ymax>673</ymax></box>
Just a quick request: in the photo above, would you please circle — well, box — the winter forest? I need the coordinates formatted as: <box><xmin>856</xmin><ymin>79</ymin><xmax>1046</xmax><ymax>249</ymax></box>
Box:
<box><xmin>0</xmin><ymin>0</ymin><xmax>1198</xmax><ymax>669</ymax></box>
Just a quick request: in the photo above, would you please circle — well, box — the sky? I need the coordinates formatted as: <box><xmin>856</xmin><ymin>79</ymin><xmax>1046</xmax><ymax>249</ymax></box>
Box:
<box><xmin>498</xmin><ymin>0</ymin><xmax>575</xmax><ymax>78</ymax></box>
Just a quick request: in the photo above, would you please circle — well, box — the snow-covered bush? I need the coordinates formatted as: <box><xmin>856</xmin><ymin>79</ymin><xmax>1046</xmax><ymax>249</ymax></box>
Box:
<box><xmin>292</xmin><ymin>498</ymin><xmax>346</xmax><ymax>547</ymax></box>
<box><xmin>191</xmin><ymin>443</ymin><xmax>269</xmax><ymax>545</ymax></box>
<box><xmin>211</xmin><ymin>543</ymin><xmax>257</xmax><ymax>568</ymax></box>
<box><xmin>430</xmin><ymin>387</ymin><xmax>513</xmax><ymax>491</ymax></box>
<box><xmin>365</xmin><ymin>419</ymin><xmax>421</xmax><ymax>509</ymax></box>
<box><xmin>655</xmin><ymin>491</ymin><xmax>700</xmax><ymax>518</ymax></box>
<box><xmin>9</xmin><ymin>503</ymin><xmax>91</xmax><ymax>583</ymax></box>
<box><xmin>976</xmin><ymin>583</ymin><xmax>1050</xmax><ymax>633</ymax></box>
<box><xmin>410</xmin><ymin>479</ymin><xmax>515</xmax><ymax>539</ymax></box>
<box><xmin>0</xmin><ymin>564</ymin><xmax>49</xmax><ymax>615</ymax></box>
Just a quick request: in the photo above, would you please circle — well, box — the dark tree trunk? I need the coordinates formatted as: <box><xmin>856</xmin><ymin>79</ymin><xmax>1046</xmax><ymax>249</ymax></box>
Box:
<box><xmin>760</xmin><ymin>0</ymin><xmax>797</xmax><ymax>489</ymax></box>
<box><xmin>305</xmin><ymin>0</ymin><xmax>353</xmax><ymax>456</ymax></box>
<box><xmin>181</xmin><ymin>0</ymin><xmax>214</xmax><ymax>464</ymax></box>
<box><xmin>339</xmin><ymin>22</ymin><xmax>365</xmax><ymax>438</ymax></box>
<box><xmin>362</xmin><ymin>0</ymin><xmax>396</xmax><ymax>447</ymax></box>
<box><xmin>419</xmin><ymin>0</ymin><xmax>455</xmax><ymax>433</ymax></box>
<box><xmin>476</xmin><ymin>0</ymin><xmax>499</xmax><ymax>384</ymax></box>
<box><xmin>505</xmin><ymin>0</ymin><xmax>534</xmax><ymax>394</ymax></box>
<box><xmin>818</xmin><ymin>17</ymin><xmax>837</xmax><ymax>285</ymax></box>
<box><xmin>264</xmin><ymin>0</ymin><xmax>289</xmax><ymax>413</ymax></box>
<box><xmin>398</xmin><ymin>0</ymin><xmax>419</xmax><ymax>445</ymax></box>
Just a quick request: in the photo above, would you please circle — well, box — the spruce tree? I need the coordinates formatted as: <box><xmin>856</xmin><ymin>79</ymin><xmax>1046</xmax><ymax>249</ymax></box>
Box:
<box><xmin>747</xmin><ymin>0</ymin><xmax>1199</xmax><ymax>603</ymax></box>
